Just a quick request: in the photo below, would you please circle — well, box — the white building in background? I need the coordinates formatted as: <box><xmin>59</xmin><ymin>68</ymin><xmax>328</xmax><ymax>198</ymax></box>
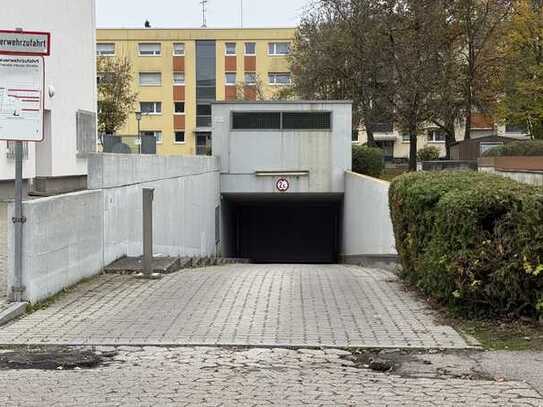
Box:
<box><xmin>354</xmin><ymin>113</ymin><xmax>529</xmax><ymax>162</ymax></box>
<box><xmin>0</xmin><ymin>0</ymin><xmax>97</xmax><ymax>197</ymax></box>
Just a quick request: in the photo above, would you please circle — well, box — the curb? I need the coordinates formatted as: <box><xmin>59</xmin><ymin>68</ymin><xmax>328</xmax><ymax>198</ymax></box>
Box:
<box><xmin>0</xmin><ymin>302</ymin><xmax>27</xmax><ymax>327</ymax></box>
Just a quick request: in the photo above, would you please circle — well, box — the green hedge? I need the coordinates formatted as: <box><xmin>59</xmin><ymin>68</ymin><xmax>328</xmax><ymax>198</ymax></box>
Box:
<box><xmin>352</xmin><ymin>145</ymin><xmax>385</xmax><ymax>178</ymax></box>
<box><xmin>482</xmin><ymin>140</ymin><xmax>543</xmax><ymax>157</ymax></box>
<box><xmin>389</xmin><ymin>171</ymin><xmax>543</xmax><ymax>318</ymax></box>
<box><xmin>417</xmin><ymin>145</ymin><xmax>441</xmax><ymax>161</ymax></box>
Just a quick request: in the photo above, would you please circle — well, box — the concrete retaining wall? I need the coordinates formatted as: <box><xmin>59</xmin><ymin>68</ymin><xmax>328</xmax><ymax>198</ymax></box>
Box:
<box><xmin>341</xmin><ymin>171</ymin><xmax>397</xmax><ymax>268</ymax></box>
<box><xmin>9</xmin><ymin>154</ymin><xmax>220</xmax><ymax>303</ymax></box>
<box><xmin>8</xmin><ymin>190</ymin><xmax>104</xmax><ymax>303</ymax></box>
<box><xmin>479</xmin><ymin>166</ymin><xmax>543</xmax><ymax>187</ymax></box>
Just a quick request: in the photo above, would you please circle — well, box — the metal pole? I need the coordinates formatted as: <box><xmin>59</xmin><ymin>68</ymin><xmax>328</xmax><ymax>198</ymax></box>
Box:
<box><xmin>12</xmin><ymin>141</ymin><xmax>25</xmax><ymax>302</ymax></box>
<box><xmin>137</xmin><ymin>118</ymin><xmax>141</xmax><ymax>154</ymax></box>
<box><xmin>139</xmin><ymin>188</ymin><xmax>160</xmax><ymax>280</ymax></box>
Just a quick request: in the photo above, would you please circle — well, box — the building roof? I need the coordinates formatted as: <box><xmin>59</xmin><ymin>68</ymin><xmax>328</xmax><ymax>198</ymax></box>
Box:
<box><xmin>96</xmin><ymin>27</ymin><xmax>296</xmax><ymax>41</ymax></box>
<box><xmin>450</xmin><ymin>135</ymin><xmax>522</xmax><ymax>147</ymax></box>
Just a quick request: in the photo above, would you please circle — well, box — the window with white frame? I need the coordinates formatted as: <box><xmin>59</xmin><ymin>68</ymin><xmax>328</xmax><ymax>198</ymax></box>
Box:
<box><xmin>245</xmin><ymin>42</ymin><xmax>256</xmax><ymax>55</ymax></box>
<box><xmin>401</xmin><ymin>133</ymin><xmax>411</xmax><ymax>142</ymax></box>
<box><xmin>138</xmin><ymin>43</ymin><xmax>161</xmax><ymax>56</ymax></box>
<box><xmin>225</xmin><ymin>72</ymin><xmax>236</xmax><ymax>85</ymax></box>
<box><xmin>268</xmin><ymin>72</ymin><xmax>291</xmax><ymax>85</ymax></box>
<box><xmin>173</xmin><ymin>42</ymin><xmax>185</xmax><ymax>55</ymax></box>
<box><xmin>225</xmin><ymin>42</ymin><xmax>237</xmax><ymax>55</ymax></box>
<box><xmin>139</xmin><ymin>72</ymin><xmax>161</xmax><ymax>86</ymax></box>
<box><xmin>142</xmin><ymin>130</ymin><xmax>162</xmax><ymax>143</ymax></box>
<box><xmin>175</xmin><ymin>131</ymin><xmax>185</xmax><ymax>143</ymax></box>
<box><xmin>140</xmin><ymin>102</ymin><xmax>162</xmax><ymax>114</ymax></box>
<box><xmin>244</xmin><ymin>72</ymin><xmax>257</xmax><ymax>85</ymax></box>
<box><xmin>174</xmin><ymin>102</ymin><xmax>185</xmax><ymax>114</ymax></box>
<box><xmin>427</xmin><ymin>129</ymin><xmax>446</xmax><ymax>143</ymax></box>
<box><xmin>173</xmin><ymin>72</ymin><xmax>185</xmax><ymax>85</ymax></box>
<box><xmin>268</xmin><ymin>42</ymin><xmax>290</xmax><ymax>56</ymax></box>
<box><xmin>96</xmin><ymin>43</ymin><xmax>115</xmax><ymax>56</ymax></box>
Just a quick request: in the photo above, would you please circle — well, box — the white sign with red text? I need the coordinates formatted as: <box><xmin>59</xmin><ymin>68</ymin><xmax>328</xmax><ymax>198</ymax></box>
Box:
<box><xmin>0</xmin><ymin>55</ymin><xmax>44</xmax><ymax>141</ymax></box>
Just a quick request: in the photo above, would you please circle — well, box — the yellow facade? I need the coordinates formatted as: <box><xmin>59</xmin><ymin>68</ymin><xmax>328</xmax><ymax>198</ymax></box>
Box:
<box><xmin>96</xmin><ymin>28</ymin><xmax>296</xmax><ymax>156</ymax></box>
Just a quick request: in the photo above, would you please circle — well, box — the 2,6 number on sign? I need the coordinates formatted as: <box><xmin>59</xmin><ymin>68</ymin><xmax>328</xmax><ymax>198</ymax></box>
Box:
<box><xmin>276</xmin><ymin>178</ymin><xmax>290</xmax><ymax>192</ymax></box>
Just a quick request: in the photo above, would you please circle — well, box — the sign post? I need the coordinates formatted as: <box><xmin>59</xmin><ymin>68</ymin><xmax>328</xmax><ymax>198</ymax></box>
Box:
<box><xmin>0</xmin><ymin>29</ymin><xmax>50</xmax><ymax>302</ymax></box>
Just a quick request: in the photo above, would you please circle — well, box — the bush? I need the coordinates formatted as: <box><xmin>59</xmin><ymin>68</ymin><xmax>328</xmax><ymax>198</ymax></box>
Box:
<box><xmin>389</xmin><ymin>171</ymin><xmax>543</xmax><ymax>319</ymax></box>
<box><xmin>352</xmin><ymin>144</ymin><xmax>385</xmax><ymax>178</ymax></box>
<box><xmin>416</xmin><ymin>145</ymin><xmax>441</xmax><ymax>161</ymax></box>
<box><xmin>482</xmin><ymin>140</ymin><xmax>543</xmax><ymax>157</ymax></box>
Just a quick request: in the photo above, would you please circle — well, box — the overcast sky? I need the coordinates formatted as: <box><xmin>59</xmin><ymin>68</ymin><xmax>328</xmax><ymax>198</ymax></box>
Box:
<box><xmin>96</xmin><ymin>0</ymin><xmax>310</xmax><ymax>28</ymax></box>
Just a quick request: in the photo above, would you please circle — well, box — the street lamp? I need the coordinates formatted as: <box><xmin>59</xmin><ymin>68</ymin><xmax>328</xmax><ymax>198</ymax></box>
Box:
<box><xmin>135</xmin><ymin>111</ymin><xmax>142</xmax><ymax>154</ymax></box>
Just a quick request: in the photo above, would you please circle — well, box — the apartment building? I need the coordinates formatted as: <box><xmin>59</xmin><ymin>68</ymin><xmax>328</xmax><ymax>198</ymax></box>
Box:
<box><xmin>96</xmin><ymin>28</ymin><xmax>296</xmax><ymax>156</ymax></box>
<box><xmin>354</xmin><ymin>113</ymin><xmax>529</xmax><ymax>162</ymax></box>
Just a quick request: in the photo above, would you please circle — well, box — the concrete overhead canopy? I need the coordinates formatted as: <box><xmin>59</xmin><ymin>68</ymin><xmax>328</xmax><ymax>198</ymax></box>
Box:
<box><xmin>211</xmin><ymin>100</ymin><xmax>353</xmax><ymax>194</ymax></box>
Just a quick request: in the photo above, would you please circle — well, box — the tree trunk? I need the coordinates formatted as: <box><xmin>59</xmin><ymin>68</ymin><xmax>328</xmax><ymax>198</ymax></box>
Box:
<box><xmin>366</xmin><ymin>127</ymin><xmax>376</xmax><ymax>146</ymax></box>
<box><xmin>409</xmin><ymin>129</ymin><xmax>418</xmax><ymax>171</ymax></box>
<box><xmin>464</xmin><ymin>106</ymin><xmax>472</xmax><ymax>141</ymax></box>
<box><xmin>445</xmin><ymin>120</ymin><xmax>457</xmax><ymax>160</ymax></box>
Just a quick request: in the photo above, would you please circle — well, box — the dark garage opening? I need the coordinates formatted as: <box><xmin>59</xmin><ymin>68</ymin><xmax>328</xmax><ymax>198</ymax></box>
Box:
<box><xmin>222</xmin><ymin>194</ymin><xmax>343</xmax><ymax>264</ymax></box>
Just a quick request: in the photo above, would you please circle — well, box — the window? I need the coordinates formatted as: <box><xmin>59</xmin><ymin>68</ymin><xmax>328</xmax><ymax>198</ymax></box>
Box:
<box><xmin>372</xmin><ymin>122</ymin><xmax>394</xmax><ymax>133</ymax></box>
<box><xmin>173</xmin><ymin>72</ymin><xmax>185</xmax><ymax>85</ymax></box>
<box><xmin>139</xmin><ymin>72</ymin><xmax>161</xmax><ymax>86</ymax></box>
<box><xmin>244</xmin><ymin>72</ymin><xmax>257</xmax><ymax>85</ymax></box>
<box><xmin>427</xmin><ymin>129</ymin><xmax>446</xmax><ymax>143</ymax></box>
<box><xmin>141</xmin><ymin>130</ymin><xmax>162</xmax><ymax>143</ymax></box>
<box><xmin>401</xmin><ymin>133</ymin><xmax>411</xmax><ymax>142</ymax></box>
<box><xmin>140</xmin><ymin>102</ymin><xmax>162</xmax><ymax>114</ymax></box>
<box><xmin>282</xmin><ymin>112</ymin><xmax>331</xmax><ymax>130</ymax></box>
<box><xmin>175</xmin><ymin>131</ymin><xmax>185</xmax><ymax>143</ymax></box>
<box><xmin>233</xmin><ymin>112</ymin><xmax>281</xmax><ymax>129</ymax></box>
<box><xmin>245</xmin><ymin>42</ymin><xmax>256</xmax><ymax>55</ymax></box>
<box><xmin>96</xmin><ymin>43</ymin><xmax>115</xmax><ymax>56</ymax></box>
<box><xmin>268</xmin><ymin>72</ymin><xmax>291</xmax><ymax>85</ymax></box>
<box><xmin>173</xmin><ymin>42</ymin><xmax>185</xmax><ymax>55</ymax></box>
<box><xmin>174</xmin><ymin>102</ymin><xmax>185</xmax><ymax>114</ymax></box>
<box><xmin>197</xmin><ymin>104</ymin><xmax>212</xmax><ymax>128</ymax></box>
<box><xmin>480</xmin><ymin>142</ymin><xmax>503</xmax><ymax>155</ymax></box>
<box><xmin>505</xmin><ymin>122</ymin><xmax>527</xmax><ymax>133</ymax></box>
<box><xmin>225</xmin><ymin>42</ymin><xmax>237</xmax><ymax>55</ymax></box>
<box><xmin>197</xmin><ymin>104</ymin><xmax>212</xmax><ymax>116</ymax></box>
<box><xmin>225</xmin><ymin>72</ymin><xmax>236</xmax><ymax>85</ymax></box>
<box><xmin>138</xmin><ymin>43</ymin><xmax>161</xmax><ymax>56</ymax></box>
<box><xmin>352</xmin><ymin>130</ymin><xmax>360</xmax><ymax>143</ymax></box>
<box><xmin>268</xmin><ymin>42</ymin><xmax>290</xmax><ymax>56</ymax></box>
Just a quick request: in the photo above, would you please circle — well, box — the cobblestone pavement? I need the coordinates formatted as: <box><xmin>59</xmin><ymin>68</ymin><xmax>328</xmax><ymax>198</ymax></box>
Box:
<box><xmin>0</xmin><ymin>264</ymin><xmax>469</xmax><ymax>348</ymax></box>
<box><xmin>0</xmin><ymin>347</ymin><xmax>541</xmax><ymax>406</ymax></box>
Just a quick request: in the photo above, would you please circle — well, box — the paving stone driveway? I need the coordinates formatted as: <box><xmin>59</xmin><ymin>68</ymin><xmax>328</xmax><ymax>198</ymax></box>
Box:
<box><xmin>1</xmin><ymin>347</ymin><xmax>542</xmax><ymax>407</ymax></box>
<box><xmin>0</xmin><ymin>264</ymin><xmax>469</xmax><ymax>348</ymax></box>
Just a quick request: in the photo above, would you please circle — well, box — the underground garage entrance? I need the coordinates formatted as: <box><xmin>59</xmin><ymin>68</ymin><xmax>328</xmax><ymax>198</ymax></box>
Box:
<box><xmin>221</xmin><ymin>194</ymin><xmax>343</xmax><ymax>264</ymax></box>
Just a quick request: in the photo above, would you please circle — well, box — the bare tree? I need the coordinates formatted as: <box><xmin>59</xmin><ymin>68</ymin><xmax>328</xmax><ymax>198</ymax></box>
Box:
<box><xmin>289</xmin><ymin>0</ymin><xmax>390</xmax><ymax>146</ymax></box>
<box><xmin>452</xmin><ymin>0</ymin><xmax>513</xmax><ymax>139</ymax></box>
<box><xmin>379</xmin><ymin>0</ymin><xmax>445</xmax><ymax>170</ymax></box>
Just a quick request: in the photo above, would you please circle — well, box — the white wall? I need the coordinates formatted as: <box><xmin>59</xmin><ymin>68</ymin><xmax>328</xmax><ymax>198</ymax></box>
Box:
<box><xmin>8</xmin><ymin>154</ymin><xmax>220</xmax><ymax>304</ymax></box>
<box><xmin>213</xmin><ymin>102</ymin><xmax>352</xmax><ymax>194</ymax></box>
<box><xmin>342</xmin><ymin>171</ymin><xmax>397</xmax><ymax>261</ymax></box>
<box><xmin>0</xmin><ymin>0</ymin><xmax>97</xmax><ymax>180</ymax></box>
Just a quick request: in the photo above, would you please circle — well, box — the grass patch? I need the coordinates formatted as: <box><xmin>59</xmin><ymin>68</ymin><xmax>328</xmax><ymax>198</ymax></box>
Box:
<box><xmin>453</xmin><ymin>318</ymin><xmax>543</xmax><ymax>351</ymax></box>
<box><xmin>25</xmin><ymin>276</ymin><xmax>97</xmax><ymax>314</ymax></box>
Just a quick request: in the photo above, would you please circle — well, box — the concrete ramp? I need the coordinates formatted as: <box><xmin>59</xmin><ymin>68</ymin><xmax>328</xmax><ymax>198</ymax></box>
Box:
<box><xmin>341</xmin><ymin>171</ymin><xmax>397</xmax><ymax>269</ymax></box>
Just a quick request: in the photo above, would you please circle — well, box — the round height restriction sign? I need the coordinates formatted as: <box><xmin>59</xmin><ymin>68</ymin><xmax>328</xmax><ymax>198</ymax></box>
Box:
<box><xmin>276</xmin><ymin>178</ymin><xmax>290</xmax><ymax>192</ymax></box>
